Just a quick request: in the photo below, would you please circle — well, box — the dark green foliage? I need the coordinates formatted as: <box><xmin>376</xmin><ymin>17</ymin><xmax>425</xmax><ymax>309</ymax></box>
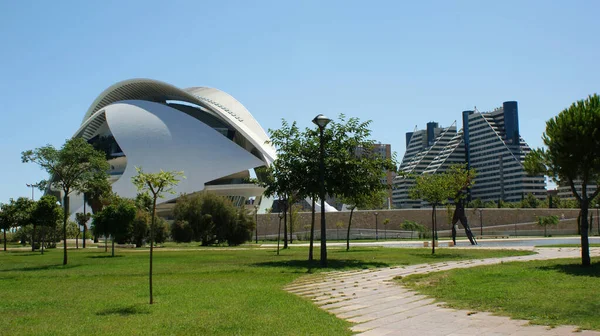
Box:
<box><xmin>173</xmin><ymin>192</ymin><xmax>254</xmax><ymax>246</ymax></box>
<box><xmin>92</xmin><ymin>197</ymin><xmax>136</xmax><ymax>255</ymax></box>
<box><xmin>226</xmin><ymin>209</ymin><xmax>255</xmax><ymax>246</ymax></box>
<box><xmin>131</xmin><ymin>210</ymin><xmax>150</xmax><ymax>247</ymax></box>
<box><xmin>537</xmin><ymin>215</ymin><xmax>560</xmax><ymax>237</ymax></box>
<box><xmin>22</xmin><ymin>137</ymin><xmax>110</xmax><ymax>265</ymax></box>
<box><xmin>524</xmin><ymin>94</ymin><xmax>600</xmax><ymax>266</ymax></box>
<box><xmin>1</xmin><ymin>197</ymin><xmax>36</xmax><ymax>250</ymax></box>
<box><xmin>153</xmin><ymin>217</ymin><xmax>169</xmax><ymax>244</ymax></box>
<box><xmin>171</xmin><ymin>220</ymin><xmax>193</xmax><ymax>243</ymax></box>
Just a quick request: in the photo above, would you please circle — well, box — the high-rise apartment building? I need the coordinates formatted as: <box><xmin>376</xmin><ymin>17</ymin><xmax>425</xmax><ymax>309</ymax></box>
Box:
<box><xmin>393</xmin><ymin>101</ymin><xmax>546</xmax><ymax>208</ymax></box>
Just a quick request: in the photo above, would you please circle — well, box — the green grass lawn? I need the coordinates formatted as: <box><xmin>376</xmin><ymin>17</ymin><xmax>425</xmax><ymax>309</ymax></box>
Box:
<box><xmin>536</xmin><ymin>244</ymin><xmax>600</xmax><ymax>248</ymax></box>
<box><xmin>0</xmin><ymin>247</ymin><xmax>530</xmax><ymax>336</ymax></box>
<box><xmin>400</xmin><ymin>258</ymin><xmax>600</xmax><ymax>331</ymax></box>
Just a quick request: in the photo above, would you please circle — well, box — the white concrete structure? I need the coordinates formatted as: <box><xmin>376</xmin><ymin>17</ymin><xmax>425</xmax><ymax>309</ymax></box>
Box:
<box><xmin>63</xmin><ymin>78</ymin><xmax>277</xmax><ymax>214</ymax></box>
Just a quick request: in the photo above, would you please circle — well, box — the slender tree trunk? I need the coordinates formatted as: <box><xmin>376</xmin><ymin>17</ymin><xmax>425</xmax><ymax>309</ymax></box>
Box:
<box><xmin>32</xmin><ymin>223</ymin><xmax>37</xmax><ymax>252</ymax></box>
<box><xmin>83</xmin><ymin>201</ymin><xmax>86</xmax><ymax>248</ymax></box>
<box><xmin>83</xmin><ymin>225</ymin><xmax>87</xmax><ymax>249</ymax></box>
<box><xmin>111</xmin><ymin>238</ymin><xmax>115</xmax><ymax>257</ymax></box>
<box><xmin>289</xmin><ymin>203</ymin><xmax>293</xmax><ymax>244</ymax></box>
<box><xmin>3</xmin><ymin>229</ymin><xmax>6</xmax><ymax>251</ymax></box>
<box><xmin>581</xmin><ymin>201</ymin><xmax>591</xmax><ymax>266</ymax></box>
<box><xmin>431</xmin><ymin>205</ymin><xmax>436</xmax><ymax>255</ymax></box>
<box><xmin>62</xmin><ymin>194</ymin><xmax>69</xmax><ymax>265</ymax></box>
<box><xmin>346</xmin><ymin>208</ymin><xmax>354</xmax><ymax>251</ymax></box>
<box><xmin>150</xmin><ymin>196</ymin><xmax>156</xmax><ymax>304</ymax></box>
<box><xmin>41</xmin><ymin>226</ymin><xmax>45</xmax><ymax>255</ymax></box>
<box><xmin>76</xmin><ymin>233</ymin><xmax>79</xmax><ymax>249</ymax></box>
<box><xmin>104</xmin><ymin>233</ymin><xmax>108</xmax><ymax>252</ymax></box>
<box><xmin>277</xmin><ymin>216</ymin><xmax>282</xmax><ymax>256</ymax></box>
<box><xmin>283</xmin><ymin>202</ymin><xmax>288</xmax><ymax>249</ymax></box>
<box><xmin>309</xmin><ymin>198</ymin><xmax>315</xmax><ymax>262</ymax></box>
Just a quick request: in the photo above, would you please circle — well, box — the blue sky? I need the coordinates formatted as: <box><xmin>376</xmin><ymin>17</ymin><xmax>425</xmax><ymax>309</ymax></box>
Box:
<box><xmin>1</xmin><ymin>0</ymin><xmax>598</xmax><ymax>203</ymax></box>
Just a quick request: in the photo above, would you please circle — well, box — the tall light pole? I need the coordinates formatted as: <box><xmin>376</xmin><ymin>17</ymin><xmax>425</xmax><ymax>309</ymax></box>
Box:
<box><xmin>254</xmin><ymin>205</ymin><xmax>259</xmax><ymax>244</ymax></box>
<box><xmin>313</xmin><ymin>114</ymin><xmax>331</xmax><ymax>267</ymax></box>
<box><xmin>26</xmin><ymin>183</ymin><xmax>39</xmax><ymax>200</ymax></box>
<box><xmin>592</xmin><ymin>204</ymin><xmax>600</xmax><ymax>235</ymax></box>
<box><xmin>479</xmin><ymin>209</ymin><xmax>483</xmax><ymax>236</ymax></box>
<box><xmin>375</xmin><ymin>212</ymin><xmax>379</xmax><ymax>241</ymax></box>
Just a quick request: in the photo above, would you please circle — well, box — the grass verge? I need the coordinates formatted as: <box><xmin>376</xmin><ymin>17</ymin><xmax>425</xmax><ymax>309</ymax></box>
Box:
<box><xmin>399</xmin><ymin>257</ymin><xmax>600</xmax><ymax>331</ymax></box>
<box><xmin>536</xmin><ymin>244</ymin><xmax>600</xmax><ymax>248</ymax></box>
<box><xmin>0</xmin><ymin>247</ymin><xmax>530</xmax><ymax>335</ymax></box>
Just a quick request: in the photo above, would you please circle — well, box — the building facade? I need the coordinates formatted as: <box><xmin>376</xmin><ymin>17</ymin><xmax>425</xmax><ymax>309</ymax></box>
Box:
<box><xmin>393</xmin><ymin>101</ymin><xmax>546</xmax><ymax>208</ymax></box>
<box><xmin>52</xmin><ymin>78</ymin><xmax>277</xmax><ymax>215</ymax></box>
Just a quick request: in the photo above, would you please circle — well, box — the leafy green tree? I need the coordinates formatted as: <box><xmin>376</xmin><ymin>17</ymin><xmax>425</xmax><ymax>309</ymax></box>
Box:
<box><xmin>520</xmin><ymin>193</ymin><xmax>543</xmax><ymax>208</ymax></box>
<box><xmin>32</xmin><ymin>195</ymin><xmax>62</xmax><ymax>254</ymax></box>
<box><xmin>537</xmin><ymin>215</ymin><xmax>559</xmax><ymax>237</ymax></box>
<box><xmin>264</xmin><ymin>120</ymin><xmax>304</xmax><ymax>249</ymax></box>
<box><xmin>2</xmin><ymin>198</ymin><xmax>35</xmax><ymax>250</ymax></box>
<box><xmin>153</xmin><ymin>216</ymin><xmax>170</xmax><ymax>245</ymax></box>
<box><xmin>409</xmin><ymin>173</ymin><xmax>453</xmax><ymax>254</ymax></box>
<box><xmin>401</xmin><ymin>220</ymin><xmax>427</xmax><ymax>239</ymax></box>
<box><xmin>171</xmin><ymin>220</ymin><xmax>193</xmax><ymax>243</ymax></box>
<box><xmin>75</xmin><ymin>212</ymin><xmax>91</xmax><ymax>248</ymax></box>
<box><xmin>173</xmin><ymin>192</ymin><xmax>251</xmax><ymax>246</ymax></box>
<box><xmin>132</xmin><ymin>167</ymin><xmax>184</xmax><ymax>304</ymax></box>
<box><xmin>341</xmin><ymin>190</ymin><xmax>385</xmax><ymax>251</ymax></box>
<box><xmin>0</xmin><ymin>204</ymin><xmax>10</xmax><ymax>251</ymax></box>
<box><xmin>93</xmin><ymin>197</ymin><xmax>136</xmax><ymax>256</ymax></box>
<box><xmin>524</xmin><ymin>94</ymin><xmax>600</xmax><ymax>266</ymax></box>
<box><xmin>131</xmin><ymin>210</ymin><xmax>150</xmax><ymax>247</ymax></box>
<box><xmin>22</xmin><ymin>137</ymin><xmax>109</xmax><ymax>265</ymax></box>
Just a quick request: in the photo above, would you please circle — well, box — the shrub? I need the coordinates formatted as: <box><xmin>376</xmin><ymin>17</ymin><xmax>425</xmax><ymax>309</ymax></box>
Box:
<box><xmin>132</xmin><ymin>210</ymin><xmax>150</xmax><ymax>247</ymax></box>
<box><xmin>171</xmin><ymin>220</ymin><xmax>193</xmax><ymax>243</ymax></box>
<box><xmin>154</xmin><ymin>217</ymin><xmax>170</xmax><ymax>244</ymax></box>
<box><xmin>173</xmin><ymin>192</ymin><xmax>254</xmax><ymax>246</ymax></box>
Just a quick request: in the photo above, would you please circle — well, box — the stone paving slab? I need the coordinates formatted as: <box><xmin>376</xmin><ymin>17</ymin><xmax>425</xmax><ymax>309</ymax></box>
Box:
<box><xmin>284</xmin><ymin>247</ymin><xmax>600</xmax><ymax>335</ymax></box>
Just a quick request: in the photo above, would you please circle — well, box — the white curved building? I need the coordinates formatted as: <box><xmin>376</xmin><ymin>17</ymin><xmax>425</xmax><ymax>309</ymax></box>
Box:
<box><xmin>64</xmin><ymin>78</ymin><xmax>276</xmax><ymax>215</ymax></box>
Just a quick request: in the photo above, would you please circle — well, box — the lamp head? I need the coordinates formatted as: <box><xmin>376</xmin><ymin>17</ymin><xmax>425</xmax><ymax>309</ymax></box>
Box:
<box><xmin>312</xmin><ymin>114</ymin><xmax>331</xmax><ymax>129</ymax></box>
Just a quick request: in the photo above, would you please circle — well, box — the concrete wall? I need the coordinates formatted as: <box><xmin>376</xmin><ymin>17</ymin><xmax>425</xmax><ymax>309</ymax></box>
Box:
<box><xmin>256</xmin><ymin>208</ymin><xmax>587</xmax><ymax>239</ymax></box>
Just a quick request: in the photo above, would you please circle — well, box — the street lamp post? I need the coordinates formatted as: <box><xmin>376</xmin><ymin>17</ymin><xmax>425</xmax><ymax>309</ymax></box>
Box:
<box><xmin>375</xmin><ymin>212</ymin><xmax>379</xmax><ymax>241</ymax></box>
<box><xmin>277</xmin><ymin>211</ymin><xmax>284</xmax><ymax>256</ymax></box>
<box><xmin>254</xmin><ymin>205</ymin><xmax>259</xmax><ymax>244</ymax></box>
<box><xmin>26</xmin><ymin>183</ymin><xmax>39</xmax><ymax>200</ymax></box>
<box><xmin>479</xmin><ymin>209</ymin><xmax>483</xmax><ymax>236</ymax></box>
<box><xmin>592</xmin><ymin>204</ymin><xmax>600</xmax><ymax>235</ymax></box>
<box><xmin>313</xmin><ymin>114</ymin><xmax>331</xmax><ymax>267</ymax></box>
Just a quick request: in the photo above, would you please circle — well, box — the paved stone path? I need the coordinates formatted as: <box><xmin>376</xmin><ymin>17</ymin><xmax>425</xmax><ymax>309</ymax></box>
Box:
<box><xmin>285</xmin><ymin>248</ymin><xmax>600</xmax><ymax>336</ymax></box>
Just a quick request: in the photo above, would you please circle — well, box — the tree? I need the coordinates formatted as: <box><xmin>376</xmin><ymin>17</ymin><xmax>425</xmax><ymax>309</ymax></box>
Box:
<box><xmin>524</xmin><ymin>94</ymin><xmax>600</xmax><ymax>266</ymax></box>
<box><xmin>409</xmin><ymin>173</ymin><xmax>452</xmax><ymax>254</ymax></box>
<box><xmin>263</xmin><ymin>120</ymin><xmax>304</xmax><ymax>250</ymax></box>
<box><xmin>75</xmin><ymin>212</ymin><xmax>92</xmax><ymax>249</ymax></box>
<box><xmin>383</xmin><ymin>218</ymin><xmax>390</xmax><ymax>240</ymax></box>
<box><xmin>2</xmin><ymin>198</ymin><xmax>35</xmax><ymax>250</ymax></box>
<box><xmin>131</xmin><ymin>210</ymin><xmax>150</xmax><ymax>247</ymax></box>
<box><xmin>341</xmin><ymin>190</ymin><xmax>386</xmax><ymax>251</ymax></box>
<box><xmin>22</xmin><ymin>137</ymin><xmax>109</xmax><ymax>265</ymax></box>
<box><xmin>131</xmin><ymin>167</ymin><xmax>184</xmax><ymax>304</ymax></box>
<box><xmin>0</xmin><ymin>204</ymin><xmax>10</xmax><ymax>251</ymax></box>
<box><xmin>32</xmin><ymin>195</ymin><xmax>62</xmax><ymax>254</ymax></box>
<box><xmin>92</xmin><ymin>196</ymin><xmax>136</xmax><ymax>256</ymax></box>
<box><xmin>401</xmin><ymin>220</ymin><xmax>427</xmax><ymax>239</ymax></box>
<box><xmin>537</xmin><ymin>215</ymin><xmax>559</xmax><ymax>237</ymax></box>
<box><xmin>173</xmin><ymin>192</ymin><xmax>252</xmax><ymax>246</ymax></box>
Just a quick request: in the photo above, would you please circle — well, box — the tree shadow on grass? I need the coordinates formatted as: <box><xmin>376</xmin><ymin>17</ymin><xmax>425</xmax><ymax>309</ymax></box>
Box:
<box><xmin>252</xmin><ymin>259</ymin><xmax>390</xmax><ymax>273</ymax></box>
<box><xmin>96</xmin><ymin>305</ymin><xmax>150</xmax><ymax>316</ymax></box>
<box><xmin>537</xmin><ymin>262</ymin><xmax>600</xmax><ymax>277</ymax></box>
<box><xmin>87</xmin><ymin>255</ymin><xmax>125</xmax><ymax>259</ymax></box>
<box><xmin>0</xmin><ymin>264</ymin><xmax>81</xmax><ymax>272</ymax></box>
